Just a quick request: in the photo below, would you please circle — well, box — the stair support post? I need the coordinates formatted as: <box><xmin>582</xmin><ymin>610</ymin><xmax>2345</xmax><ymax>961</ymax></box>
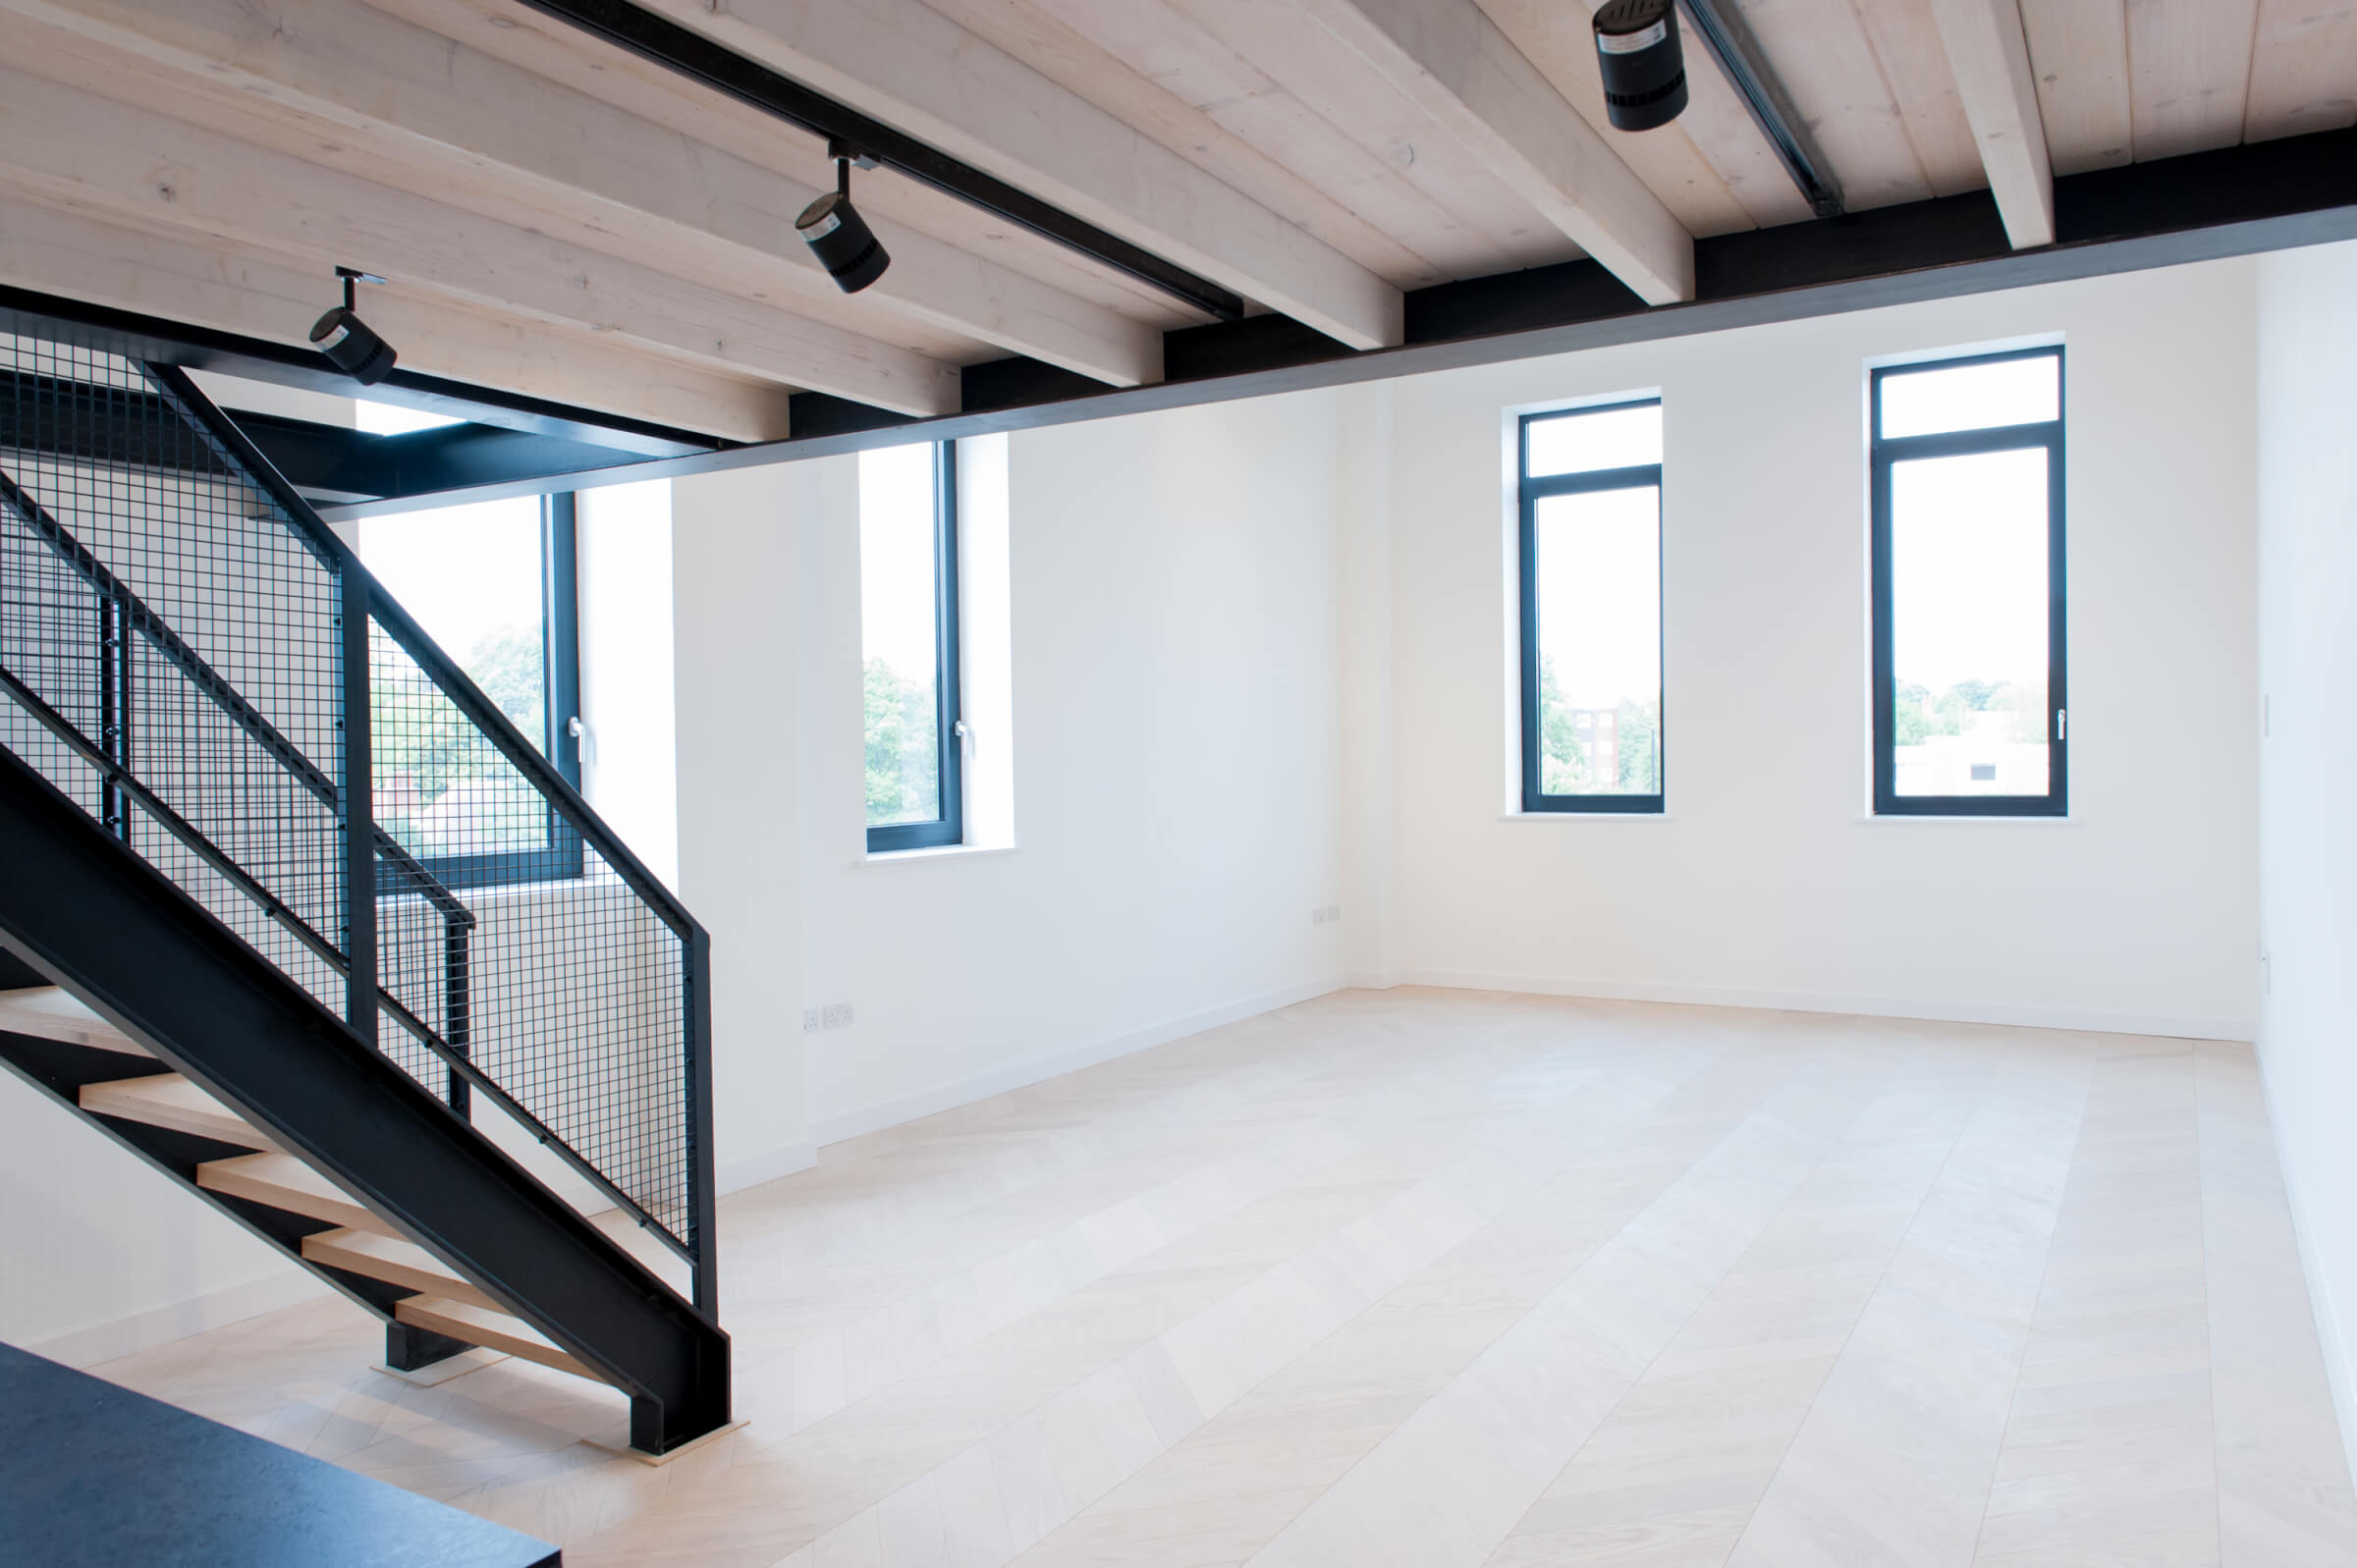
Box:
<box><xmin>96</xmin><ymin>593</ymin><xmax>132</xmax><ymax>842</ymax></box>
<box><xmin>383</xmin><ymin>1319</ymin><xmax>470</xmax><ymax>1374</ymax></box>
<box><xmin>340</xmin><ymin>568</ymin><xmax>378</xmax><ymax>1045</ymax></box>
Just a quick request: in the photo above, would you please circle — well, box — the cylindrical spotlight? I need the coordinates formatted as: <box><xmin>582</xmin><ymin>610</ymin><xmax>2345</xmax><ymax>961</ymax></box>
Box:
<box><xmin>798</xmin><ymin>153</ymin><xmax>891</xmax><ymax>294</ymax></box>
<box><xmin>1594</xmin><ymin>0</ymin><xmax>1688</xmax><ymax>132</ymax></box>
<box><xmin>308</xmin><ymin>303</ymin><xmax>398</xmax><ymax>385</ymax></box>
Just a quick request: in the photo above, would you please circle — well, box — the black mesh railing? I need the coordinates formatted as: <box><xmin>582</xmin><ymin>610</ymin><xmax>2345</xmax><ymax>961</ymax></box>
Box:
<box><xmin>0</xmin><ymin>332</ymin><xmax>715</xmax><ymax>1313</ymax></box>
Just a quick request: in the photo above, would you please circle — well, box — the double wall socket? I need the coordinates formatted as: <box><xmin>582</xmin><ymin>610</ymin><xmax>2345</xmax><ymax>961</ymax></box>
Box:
<box><xmin>802</xmin><ymin>1003</ymin><xmax>856</xmax><ymax>1032</ymax></box>
<box><xmin>1310</xmin><ymin>904</ymin><xmax>1343</xmax><ymax>926</ymax></box>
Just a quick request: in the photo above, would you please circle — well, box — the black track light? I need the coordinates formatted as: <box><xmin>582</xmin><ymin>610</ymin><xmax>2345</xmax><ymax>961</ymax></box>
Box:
<box><xmin>797</xmin><ymin>141</ymin><xmax>891</xmax><ymax>294</ymax></box>
<box><xmin>310</xmin><ymin>267</ymin><xmax>398</xmax><ymax>385</ymax></box>
<box><xmin>1594</xmin><ymin>0</ymin><xmax>1689</xmax><ymax>132</ymax></box>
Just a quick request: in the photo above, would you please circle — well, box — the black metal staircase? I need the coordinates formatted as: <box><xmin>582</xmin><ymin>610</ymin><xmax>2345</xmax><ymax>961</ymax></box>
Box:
<box><xmin>0</xmin><ymin>327</ymin><xmax>727</xmax><ymax>1454</ymax></box>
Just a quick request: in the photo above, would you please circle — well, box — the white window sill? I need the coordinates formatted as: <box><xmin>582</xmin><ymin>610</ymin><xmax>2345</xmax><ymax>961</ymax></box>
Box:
<box><xmin>1498</xmin><ymin>812</ymin><xmax>1674</xmax><ymax>823</ymax></box>
<box><xmin>1854</xmin><ymin>815</ymin><xmax>2078</xmax><ymax>827</ymax></box>
<box><xmin>861</xmin><ymin>842</ymin><xmax>1019</xmax><ymax>866</ymax></box>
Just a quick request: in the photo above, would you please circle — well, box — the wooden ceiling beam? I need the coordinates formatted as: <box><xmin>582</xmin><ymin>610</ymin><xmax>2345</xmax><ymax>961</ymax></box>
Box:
<box><xmin>1929</xmin><ymin>0</ymin><xmax>2056</xmax><ymax>247</ymax></box>
<box><xmin>0</xmin><ymin>197</ymin><xmax>795</xmax><ymax>443</ymax></box>
<box><xmin>1280</xmin><ymin>0</ymin><xmax>1696</xmax><ymax>303</ymax></box>
<box><xmin>2</xmin><ymin>0</ymin><xmax>1161</xmax><ymax>388</ymax></box>
<box><xmin>626</xmin><ymin>0</ymin><xmax>1405</xmax><ymax>351</ymax></box>
<box><xmin>0</xmin><ymin>66</ymin><xmax>960</xmax><ymax>416</ymax></box>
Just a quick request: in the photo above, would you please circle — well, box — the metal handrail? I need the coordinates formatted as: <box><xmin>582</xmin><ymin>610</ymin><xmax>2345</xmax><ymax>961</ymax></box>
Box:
<box><xmin>146</xmin><ymin>365</ymin><xmax>703</xmax><ymax>946</ymax></box>
<box><xmin>142</xmin><ymin>362</ymin><xmax>715</xmax><ymax>1312</ymax></box>
<box><xmin>0</xmin><ymin>467</ymin><xmax>472</xmax><ymax>931</ymax></box>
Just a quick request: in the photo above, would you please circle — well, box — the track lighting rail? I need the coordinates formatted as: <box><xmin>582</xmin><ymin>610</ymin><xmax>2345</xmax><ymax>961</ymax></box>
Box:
<box><xmin>513</xmin><ymin>0</ymin><xmax>1247</xmax><ymax>323</ymax></box>
<box><xmin>1678</xmin><ymin>0</ymin><xmax>1843</xmax><ymax>219</ymax></box>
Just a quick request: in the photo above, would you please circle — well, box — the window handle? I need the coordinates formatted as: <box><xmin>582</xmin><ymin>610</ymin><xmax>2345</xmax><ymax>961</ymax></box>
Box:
<box><xmin>567</xmin><ymin>716</ymin><xmax>585</xmax><ymax>740</ymax></box>
<box><xmin>2056</xmin><ymin>709</ymin><xmax>2065</xmax><ymax>740</ymax></box>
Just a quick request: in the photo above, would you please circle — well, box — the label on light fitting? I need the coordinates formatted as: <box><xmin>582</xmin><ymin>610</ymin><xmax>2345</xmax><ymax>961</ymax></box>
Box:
<box><xmin>1598</xmin><ymin>20</ymin><xmax>1668</xmax><ymax>53</ymax></box>
<box><xmin>800</xmin><ymin>209</ymin><xmax>844</xmax><ymax>240</ymax></box>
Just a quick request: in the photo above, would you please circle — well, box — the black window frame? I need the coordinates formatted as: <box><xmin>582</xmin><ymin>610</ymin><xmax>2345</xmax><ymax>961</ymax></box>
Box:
<box><xmin>373</xmin><ymin>490</ymin><xmax>585</xmax><ymax>892</ymax></box>
<box><xmin>1870</xmin><ymin>345</ymin><xmax>2067</xmax><ymax>818</ymax></box>
<box><xmin>865</xmin><ymin>440</ymin><xmax>964</xmax><ymax>854</ymax></box>
<box><xmin>1517</xmin><ymin>400</ymin><xmax>1667</xmax><ymax>815</ymax></box>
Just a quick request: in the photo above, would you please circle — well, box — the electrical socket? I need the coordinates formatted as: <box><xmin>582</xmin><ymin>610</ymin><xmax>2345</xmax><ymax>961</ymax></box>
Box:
<box><xmin>801</xmin><ymin>1007</ymin><xmax>821</xmax><ymax>1033</ymax></box>
<box><xmin>822</xmin><ymin>1002</ymin><xmax>854</xmax><ymax>1029</ymax></box>
<box><xmin>1310</xmin><ymin>904</ymin><xmax>1343</xmax><ymax>926</ymax></box>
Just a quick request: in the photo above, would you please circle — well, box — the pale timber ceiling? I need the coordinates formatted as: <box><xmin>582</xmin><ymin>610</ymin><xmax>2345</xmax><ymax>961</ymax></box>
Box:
<box><xmin>1</xmin><ymin>0</ymin><xmax>2350</xmax><ymax>441</ymax></box>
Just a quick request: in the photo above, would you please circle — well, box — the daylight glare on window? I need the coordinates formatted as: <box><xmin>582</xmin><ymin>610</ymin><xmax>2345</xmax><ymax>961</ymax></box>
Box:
<box><xmin>358</xmin><ymin>497</ymin><xmax>550</xmax><ymax>864</ymax></box>
<box><xmin>355</xmin><ymin>400</ymin><xmax>466</xmax><ymax>436</ymax></box>
<box><xmin>1889</xmin><ymin>448</ymin><xmax>2051</xmax><ymax>797</ymax></box>
<box><xmin>859</xmin><ymin>444</ymin><xmax>943</xmax><ymax>829</ymax></box>
<box><xmin>359</xmin><ymin>499</ymin><xmax>545</xmax><ymax>744</ymax></box>
<box><xmin>1534</xmin><ymin>487</ymin><xmax>1663</xmax><ymax>796</ymax></box>
<box><xmin>1879</xmin><ymin>353</ymin><xmax>2057</xmax><ymax>439</ymax></box>
<box><xmin>1526</xmin><ymin>402</ymin><xmax>1663</xmax><ymax>476</ymax></box>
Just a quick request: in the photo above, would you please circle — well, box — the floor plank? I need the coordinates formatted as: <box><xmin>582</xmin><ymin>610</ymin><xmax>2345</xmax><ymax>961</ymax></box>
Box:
<box><xmin>67</xmin><ymin>990</ymin><xmax>2357</xmax><ymax>1568</ymax></box>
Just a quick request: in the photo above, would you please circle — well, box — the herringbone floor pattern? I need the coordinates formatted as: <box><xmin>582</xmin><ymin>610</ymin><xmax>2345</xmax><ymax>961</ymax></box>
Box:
<box><xmin>83</xmin><ymin>988</ymin><xmax>2357</xmax><ymax>1565</ymax></box>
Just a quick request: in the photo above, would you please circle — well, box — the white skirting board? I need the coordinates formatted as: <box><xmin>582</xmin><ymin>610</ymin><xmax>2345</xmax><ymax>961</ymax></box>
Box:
<box><xmin>31</xmin><ymin>1267</ymin><xmax>331</xmax><ymax>1371</ymax></box>
<box><xmin>718</xmin><ymin>1140</ymin><xmax>817</xmax><ymax>1196</ymax></box>
<box><xmin>811</xmin><ymin>975</ymin><xmax>1352</xmax><ymax>1150</ymax></box>
<box><xmin>1386</xmin><ymin>968</ymin><xmax>2256</xmax><ymax>1044</ymax></box>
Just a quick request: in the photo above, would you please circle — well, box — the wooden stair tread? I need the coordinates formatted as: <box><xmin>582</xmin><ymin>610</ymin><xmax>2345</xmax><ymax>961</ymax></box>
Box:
<box><xmin>394</xmin><ymin>1296</ymin><xmax>604</xmax><ymax>1383</ymax></box>
<box><xmin>195</xmin><ymin>1153</ymin><xmax>398</xmax><ymax>1238</ymax></box>
<box><xmin>81</xmin><ymin>1073</ymin><xmax>282</xmax><ymax>1153</ymax></box>
<box><xmin>0</xmin><ymin>987</ymin><xmax>150</xmax><ymax>1056</ymax></box>
<box><xmin>301</xmin><ymin>1228</ymin><xmax>498</xmax><ymax>1314</ymax></box>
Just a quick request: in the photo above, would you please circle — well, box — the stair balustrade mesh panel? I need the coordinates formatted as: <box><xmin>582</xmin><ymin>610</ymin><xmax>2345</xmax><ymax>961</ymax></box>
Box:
<box><xmin>0</xmin><ymin>331</ymin><xmax>700</xmax><ymax>1263</ymax></box>
<box><xmin>370</xmin><ymin>622</ymin><xmax>689</xmax><ymax>1243</ymax></box>
<box><xmin>0</xmin><ymin>335</ymin><xmax>347</xmax><ymax>1005</ymax></box>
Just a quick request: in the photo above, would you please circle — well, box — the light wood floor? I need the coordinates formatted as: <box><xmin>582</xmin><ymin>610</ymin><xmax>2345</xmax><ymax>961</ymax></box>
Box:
<box><xmin>83</xmin><ymin>988</ymin><xmax>2357</xmax><ymax>1565</ymax></box>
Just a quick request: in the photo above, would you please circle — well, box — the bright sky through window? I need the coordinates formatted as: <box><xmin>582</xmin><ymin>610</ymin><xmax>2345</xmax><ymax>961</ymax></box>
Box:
<box><xmin>1535</xmin><ymin>488</ymin><xmax>1660</xmax><ymax>711</ymax></box>
<box><xmin>358</xmin><ymin>498</ymin><xmax>546</xmax><ymax>746</ymax></box>
<box><xmin>859</xmin><ymin>444</ymin><xmax>945</xmax><ymax>830</ymax></box>
<box><xmin>1891</xmin><ymin>448</ymin><xmax>2049</xmax><ymax>695</ymax></box>
<box><xmin>1879</xmin><ymin>353</ymin><xmax>2056</xmax><ymax>439</ymax></box>
<box><xmin>356</xmin><ymin>400</ymin><xmax>466</xmax><ymax>436</ymax></box>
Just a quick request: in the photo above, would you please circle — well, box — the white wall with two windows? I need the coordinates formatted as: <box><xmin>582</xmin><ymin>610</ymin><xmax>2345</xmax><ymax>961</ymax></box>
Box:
<box><xmin>1346</xmin><ymin>256</ymin><xmax>2261</xmax><ymax>1038</ymax></box>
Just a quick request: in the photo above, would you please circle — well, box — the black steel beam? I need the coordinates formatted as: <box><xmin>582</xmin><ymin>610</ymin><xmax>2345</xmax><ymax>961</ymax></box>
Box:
<box><xmin>1679</xmin><ymin>0</ymin><xmax>1843</xmax><ymax>218</ymax></box>
<box><xmin>231</xmin><ymin>410</ymin><xmax>646</xmax><ymax>502</ymax></box>
<box><xmin>312</xmin><ymin>124</ymin><xmax>2357</xmax><ymax>518</ymax></box>
<box><xmin>513</xmin><ymin>0</ymin><xmax>1244</xmax><ymax>323</ymax></box>
<box><xmin>0</xmin><ymin>368</ymin><xmax>642</xmax><ymax>507</ymax></box>
<box><xmin>0</xmin><ymin>287</ymin><xmax>726</xmax><ymax>459</ymax></box>
<box><xmin>0</xmin><ymin>745</ymin><xmax>733</xmax><ymax>1452</ymax></box>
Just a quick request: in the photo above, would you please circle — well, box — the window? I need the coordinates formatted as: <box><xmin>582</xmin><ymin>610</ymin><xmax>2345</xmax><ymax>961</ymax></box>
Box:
<box><xmin>1870</xmin><ymin>348</ymin><xmax>2065</xmax><ymax>816</ymax></box>
<box><xmin>1517</xmin><ymin>400</ymin><xmax>1665</xmax><ymax>814</ymax></box>
<box><xmin>861</xmin><ymin>442</ymin><xmax>961</xmax><ymax>852</ymax></box>
<box><xmin>358</xmin><ymin>492</ymin><xmax>581</xmax><ymax>884</ymax></box>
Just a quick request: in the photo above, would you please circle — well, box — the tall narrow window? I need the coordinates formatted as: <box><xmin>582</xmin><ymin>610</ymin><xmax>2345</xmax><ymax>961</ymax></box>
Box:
<box><xmin>861</xmin><ymin>441</ymin><xmax>961</xmax><ymax>852</ymax></box>
<box><xmin>1871</xmin><ymin>348</ymin><xmax>2066</xmax><ymax>816</ymax></box>
<box><xmin>358</xmin><ymin>491</ymin><xmax>582</xmax><ymax>884</ymax></box>
<box><xmin>1518</xmin><ymin>400</ymin><xmax>1665</xmax><ymax>814</ymax></box>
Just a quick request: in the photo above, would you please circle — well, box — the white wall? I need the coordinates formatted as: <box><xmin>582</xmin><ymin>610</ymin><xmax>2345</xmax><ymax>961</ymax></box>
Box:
<box><xmin>2255</xmin><ymin>237</ymin><xmax>2357</xmax><ymax>1481</ymax></box>
<box><xmin>776</xmin><ymin>394</ymin><xmax>1349</xmax><ymax>1141</ymax></box>
<box><xmin>1365</xmin><ymin>260</ymin><xmax>2261</xmax><ymax>1039</ymax></box>
<box><xmin>671</xmin><ymin>462</ymin><xmax>816</xmax><ymax>1192</ymax></box>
